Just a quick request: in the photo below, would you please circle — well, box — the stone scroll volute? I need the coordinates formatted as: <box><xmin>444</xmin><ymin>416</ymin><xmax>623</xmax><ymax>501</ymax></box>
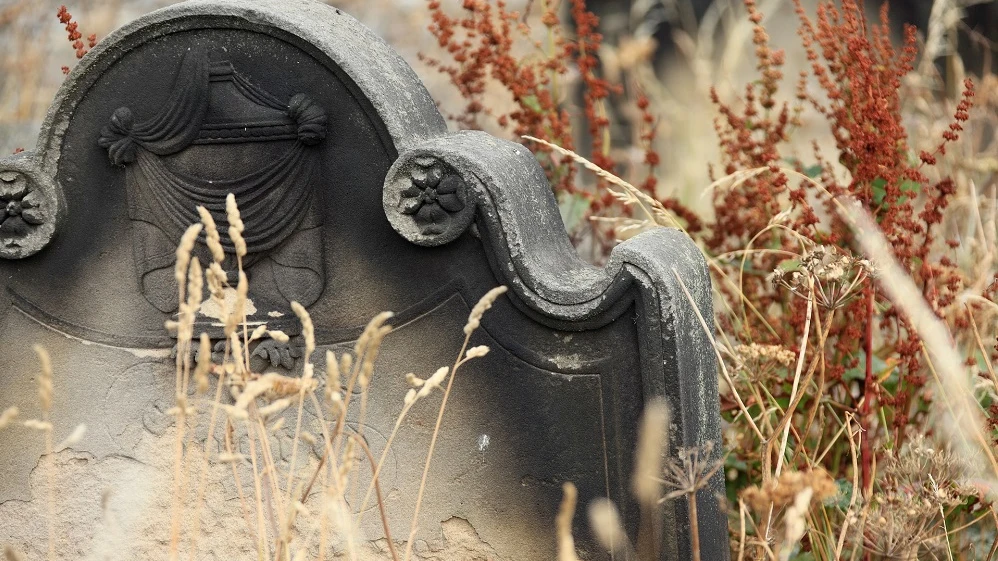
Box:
<box><xmin>0</xmin><ymin>2</ymin><xmax>727</xmax><ymax>561</ymax></box>
<box><xmin>0</xmin><ymin>152</ymin><xmax>61</xmax><ymax>259</ymax></box>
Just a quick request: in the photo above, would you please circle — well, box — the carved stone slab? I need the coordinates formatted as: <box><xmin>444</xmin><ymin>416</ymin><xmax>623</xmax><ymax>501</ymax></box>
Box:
<box><xmin>0</xmin><ymin>2</ymin><xmax>726</xmax><ymax>560</ymax></box>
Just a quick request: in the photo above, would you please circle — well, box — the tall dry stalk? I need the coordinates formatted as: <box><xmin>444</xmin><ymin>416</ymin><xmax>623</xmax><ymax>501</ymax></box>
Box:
<box><xmin>401</xmin><ymin>286</ymin><xmax>507</xmax><ymax>561</ymax></box>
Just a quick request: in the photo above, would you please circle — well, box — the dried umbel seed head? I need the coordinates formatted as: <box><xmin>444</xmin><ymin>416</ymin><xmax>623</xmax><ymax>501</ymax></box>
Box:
<box><xmin>740</xmin><ymin>468</ymin><xmax>837</xmax><ymax>512</ymax></box>
<box><xmin>772</xmin><ymin>245</ymin><xmax>872</xmax><ymax>309</ymax></box>
<box><xmin>734</xmin><ymin>343</ymin><xmax>796</xmax><ymax>368</ymax></box>
<box><xmin>731</xmin><ymin>343</ymin><xmax>797</xmax><ymax>383</ymax></box>
<box><xmin>660</xmin><ymin>441</ymin><xmax>724</xmax><ymax>501</ymax></box>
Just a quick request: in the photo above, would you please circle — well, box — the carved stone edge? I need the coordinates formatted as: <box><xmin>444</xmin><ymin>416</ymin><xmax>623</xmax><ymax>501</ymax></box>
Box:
<box><xmin>14</xmin><ymin>0</ymin><xmax>448</xmax><ymax>259</ymax></box>
<box><xmin>384</xmin><ymin>130</ymin><xmax>728</xmax><ymax>560</ymax></box>
<box><xmin>0</xmin><ymin>151</ymin><xmax>62</xmax><ymax>259</ymax></box>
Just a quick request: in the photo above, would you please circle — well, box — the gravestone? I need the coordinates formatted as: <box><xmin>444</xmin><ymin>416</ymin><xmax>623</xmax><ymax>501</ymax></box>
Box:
<box><xmin>0</xmin><ymin>1</ymin><xmax>726</xmax><ymax>560</ymax></box>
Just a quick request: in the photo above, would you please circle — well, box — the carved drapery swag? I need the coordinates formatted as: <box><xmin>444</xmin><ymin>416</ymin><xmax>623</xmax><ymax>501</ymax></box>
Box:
<box><xmin>98</xmin><ymin>50</ymin><xmax>328</xmax><ymax>312</ymax></box>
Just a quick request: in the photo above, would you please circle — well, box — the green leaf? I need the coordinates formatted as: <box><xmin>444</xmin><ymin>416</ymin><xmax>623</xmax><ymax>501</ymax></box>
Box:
<box><xmin>830</xmin><ymin>479</ymin><xmax>853</xmax><ymax>509</ymax></box>
<box><xmin>777</xmin><ymin>259</ymin><xmax>802</xmax><ymax>272</ymax></box>
<box><xmin>558</xmin><ymin>192</ymin><xmax>589</xmax><ymax>232</ymax></box>
<box><xmin>842</xmin><ymin>351</ymin><xmax>893</xmax><ymax>382</ymax></box>
<box><xmin>871</xmin><ymin>177</ymin><xmax>887</xmax><ymax>206</ymax></box>
<box><xmin>803</xmin><ymin>164</ymin><xmax>823</xmax><ymax>178</ymax></box>
<box><xmin>900</xmin><ymin>179</ymin><xmax>921</xmax><ymax>198</ymax></box>
<box><xmin>725</xmin><ymin>456</ymin><xmax>749</xmax><ymax>471</ymax></box>
<box><xmin>521</xmin><ymin>94</ymin><xmax>542</xmax><ymax>114</ymax></box>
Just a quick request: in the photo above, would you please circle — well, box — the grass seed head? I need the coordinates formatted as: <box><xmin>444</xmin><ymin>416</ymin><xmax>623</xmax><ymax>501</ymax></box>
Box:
<box><xmin>465</xmin><ymin>345</ymin><xmax>490</xmax><ymax>359</ymax></box>
<box><xmin>290</xmin><ymin>301</ymin><xmax>315</xmax><ymax>361</ymax></box>
<box><xmin>633</xmin><ymin>399</ymin><xmax>669</xmax><ymax>507</ymax></box>
<box><xmin>464</xmin><ymin>286</ymin><xmax>508</xmax><ymax>335</ymax></box>
<box><xmin>206</xmin><ymin>262</ymin><xmax>226</xmax><ymax>302</ymax></box>
<box><xmin>33</xmin><ymin>345</ymin><xmax>52</xmax><ymax>413</ymax></box>
<box><xmin>56</xmin><ymin>423</ymin><xmax>87</xmax><ymax>449</ymax></box>
<box><xmin>0</xmin><ymin>406</ymin><xmax>18</xmax><ymax>430</ymax></box>
<box><xmin>258</xmin><ymin>398</ymin><xmax>292</xmax><ymax>418</ymax></box>
<box><xmin>225</xmin><ymin>194</ymin><xmax>246</xmax><ymax>257</ymax></box>
<box><xmin>4</xmin><ymin>546</ymin><xmax>25</xmax><ymax>561</ymax></box>
<box><xmin>197</xmin><ymin>206</ymin><xmax>225</xmax><ymax>263</ymax></box>
<box><xmin>269</xmin><ymin>330</ymin><xmax>290</xmax><ymax>343</ymax></box>
<box><xmin>587</xmin><ymin>498</ymin><xmax>630</xmax><ymax>555</ymax></box>
<box><xmin>195</xmin><ymin>333</ymin><xmax>211</xmax><ymax>394</ymax></box>
<box><xmin>556</xmin><ymin>482</ymin><xmax>581</xmax><ymax>561</ymax></box>
<box><xmin>175</xmin><ymin>223</ymin><xmax>203</xmax><ymax>302</ymax></box>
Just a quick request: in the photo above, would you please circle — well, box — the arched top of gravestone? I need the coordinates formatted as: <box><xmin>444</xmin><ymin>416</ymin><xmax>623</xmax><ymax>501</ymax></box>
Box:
<box><xmin>0</xmin><ymin>0</ymin><xmax>467</xmax><ymax>344</ymax></box>
<box><xmin>0</xmin><ymin>0</ymin><xmax>709</xmax><ymax>335</ymax></box>
<box><xmin>0</xmin><ymin>2</ymin><xmax>727</xmax><ymax>558</ymax></box>
<box><xmin>44</xmin><ymin>0</ymin><xmax>448</xmax><ymax>162</ymax></box>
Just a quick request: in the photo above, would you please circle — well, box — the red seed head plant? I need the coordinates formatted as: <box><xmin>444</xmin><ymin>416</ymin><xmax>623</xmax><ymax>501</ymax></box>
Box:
<box><xmin>423</xmin><ymin>0</ymin><xmax>580</xmax><ymax>194</ymax></box>
<box><xmin>791</xmin><ymin>0</ymin><xmax>977</xmax><ymax>455</ymax></box>
<box><xmin>56</xmin><ymin>5</ymin><xmax>98</xmax><ymax>74</ymax></box>
<box><xmin>422</xmin><ymin>0</ymin><xmax>701</xmax><ymax>251</ymax></box>
<box><xmin>707</xmin><ymin>0</ymin><xmax>997</xmax><ymax>538</ymax></box>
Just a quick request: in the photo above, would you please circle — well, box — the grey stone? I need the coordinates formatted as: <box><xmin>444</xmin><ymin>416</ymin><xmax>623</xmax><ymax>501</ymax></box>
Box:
<box><xmin>0</xmin><ymin>1</ymin><xmax>726</xmax><ymax>560</ymax></box>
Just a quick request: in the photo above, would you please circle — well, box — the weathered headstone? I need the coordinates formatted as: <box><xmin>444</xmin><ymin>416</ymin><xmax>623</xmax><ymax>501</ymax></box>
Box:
<box><xmin>0</xmin><ymin>1</ymin><xmax>726</xmax><ymax>559</ymax></box>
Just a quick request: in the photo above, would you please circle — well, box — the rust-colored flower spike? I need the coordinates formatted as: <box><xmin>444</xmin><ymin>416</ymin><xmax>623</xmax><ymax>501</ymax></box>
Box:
<box><xmin>565</xmin><ymin>0</ymin><xmax>619</xmax><ymax>177</ymax></box>
<box><xmin>56</xmin><ymin>6</ymin><xmax>96</xmax><ymax>60</ymax></box>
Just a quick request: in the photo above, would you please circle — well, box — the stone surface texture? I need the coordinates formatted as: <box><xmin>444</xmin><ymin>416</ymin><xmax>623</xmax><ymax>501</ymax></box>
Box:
<box><xmin>0</xmin><ymin>1</ymin><xmax>726</xmax><ymax>560</ymax></box>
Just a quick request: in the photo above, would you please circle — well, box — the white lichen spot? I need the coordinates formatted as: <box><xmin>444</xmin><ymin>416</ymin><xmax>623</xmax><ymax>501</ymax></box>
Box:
<box><xmin>477</xmin><ymin>434</ymin><xmax>490</xmax><ymax>462</ymax></box>
<box><xmin>199</xmin><ymin>287</ymin><xmax>258</xmax><ymax>320</ymax></box>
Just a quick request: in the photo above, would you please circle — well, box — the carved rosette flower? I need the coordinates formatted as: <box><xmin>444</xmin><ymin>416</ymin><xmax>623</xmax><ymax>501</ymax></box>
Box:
<box><xmin>0</xmin><ymin>155</ymin><xmax>60</xmax><ymax>259</ymax></box>
<box><xmin>384</xmin><ymin>150</ymin><xmax>476</xmax><ymax>247</ymax></box>
<box><xmin>399</xmin><ymin>158</ymin><xmax>467</xmax><ymax>236</ymax></box>
<box><xmin>0</xmin><ymin>171</ymin><xmax>46</xmax><ymax>237</ymax></box>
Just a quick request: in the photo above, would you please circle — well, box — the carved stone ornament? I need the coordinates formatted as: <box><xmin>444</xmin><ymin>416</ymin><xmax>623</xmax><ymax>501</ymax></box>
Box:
<box><xmin>0</xmin><ymin>2</ymin><xmax>727</xmax><ymax>560</ymax></box>
<box><xmin>0</xmin><ymin>153</ymin><xmax>60</xmax><ymax>258</ymax></box>
<box><xmin>385</xmin><ymin>154</ymin><xmax>475</xmax><ymax>245</ymax></box>
<box><xmin>97</xmin><ymin>50</ymin><xmax>328</xmax><ymax>316</ymax></box>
